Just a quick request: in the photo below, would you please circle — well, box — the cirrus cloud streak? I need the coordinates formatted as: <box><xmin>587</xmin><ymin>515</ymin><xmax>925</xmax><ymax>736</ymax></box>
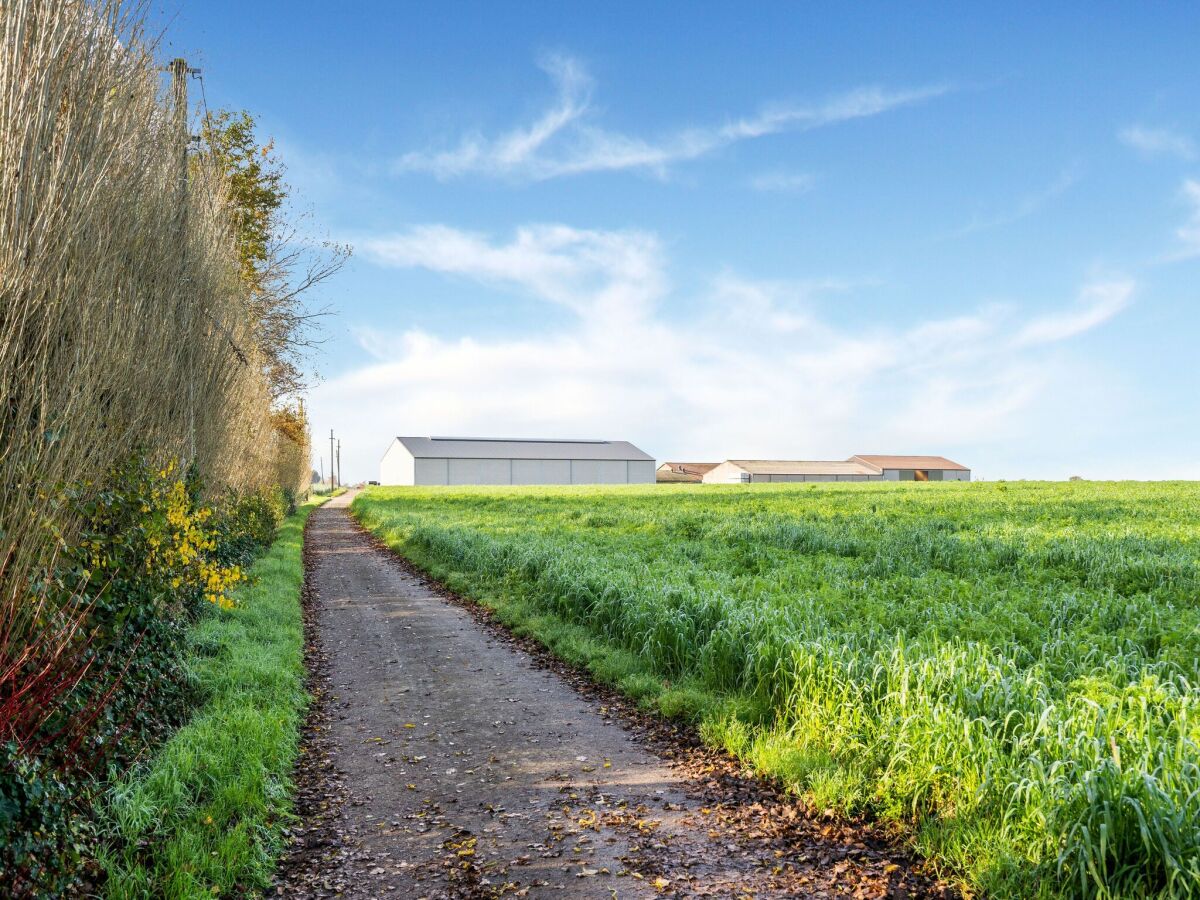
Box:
<box><xmin>394</xmin><ymin>54</ymin><xmax>950</xmax><ymax>181</ymax></box>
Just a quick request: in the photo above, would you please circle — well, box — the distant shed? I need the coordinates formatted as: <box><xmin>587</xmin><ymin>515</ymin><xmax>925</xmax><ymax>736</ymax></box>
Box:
<box><xmin>703</xmin><ymin>455</ymin><xmax>970</xmax><ymax>484</ymax></box>
<box><xmin>380</xmin><ymin>437</ymin><xmax>655</xmax><ymax>486</ymax></box>
<box><xmin>848</xmin><ymin>455</ymin><xmax>970</xmax><ymax>482</ymax></box>
<box><xmin>656</xmin><ymin>462</ymin><xmax>718</xmax><ymax>483</ymax></box>
<box><xmin>703</xmin><ymin>460</ymin><xmax>883</xmax><ymax>484</ymax></box>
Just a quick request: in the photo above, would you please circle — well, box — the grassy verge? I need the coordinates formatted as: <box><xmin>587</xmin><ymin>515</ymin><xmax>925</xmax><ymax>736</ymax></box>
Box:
<box><xmin>99</xmin><ymin>498</ymin><xmax>323</xmax><ymax>899</ymax></box>
<box><xmin>312</xmin><ymin>486</ymin><xmax>347</xmax><ymax>498</ymax></box>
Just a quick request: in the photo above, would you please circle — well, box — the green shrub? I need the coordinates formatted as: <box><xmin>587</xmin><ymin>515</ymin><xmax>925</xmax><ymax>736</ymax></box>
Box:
<box><xmin>0</xmin><ymin>742</ymin><xmax>87</xmax><ymax>898</ymax></box>
<box><xmin>99</xmin><ymin>499</ymin><xmax>319</xmax><ymax>898</ymax></box>
<box><xmin>0</xmin><ymin>454</ymin><xmax>289</xmax><ymax>896</ymax></box>
<box><xmin>210</xmin><ymin>488</ymin><xmax>288</xmax><ymax>568</ymax></box>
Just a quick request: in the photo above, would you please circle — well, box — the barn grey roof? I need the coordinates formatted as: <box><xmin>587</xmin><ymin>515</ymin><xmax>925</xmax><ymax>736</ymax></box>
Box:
<box><xmin>850</xmin><ymin>454</ymin><xmax>969</xmax><ymax>471</ymax></box>
<box><xmin>393</xmin><ymin>436</ymin><xmax>653</xmax><ymax>461</ymax></box>
<box><xmin>723</xmin><ymin>460</ymin><xmax>881</xmax><ymax>476</ymax></box>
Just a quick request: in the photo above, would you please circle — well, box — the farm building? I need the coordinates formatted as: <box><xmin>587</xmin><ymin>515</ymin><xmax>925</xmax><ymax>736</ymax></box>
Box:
<box><xmin>702</xmin><ymin>455</ymin><xmax>970</xmax><ymax>483</ymax></box>
<box><xmin>848</xmin><ymin>455</ymin><xmax>970</xmax><ymax>481</ymax></box>
<box><xmin>656</xmin><ymin>462</ymin><xmax>718</xmax><ymax>483</ymax></box>
<box><xmin>703</xmin><ymin>460</ymin><xmax>883</xmax><ymax>483</ymax></box>
<box><xmin>379</xmin><ymin>436</ymin><xmax>656</xmax><ymax>486</ymax></box>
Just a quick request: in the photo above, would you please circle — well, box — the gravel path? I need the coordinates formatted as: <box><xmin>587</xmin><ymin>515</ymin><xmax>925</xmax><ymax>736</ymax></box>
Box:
<box><xmin>274</xmin><ymin>493</ymin><xmax>953</xmax><ymax>899</ymax></box>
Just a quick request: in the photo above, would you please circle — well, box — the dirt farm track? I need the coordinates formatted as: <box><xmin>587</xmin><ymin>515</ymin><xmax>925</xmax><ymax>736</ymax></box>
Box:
<box><xmin>273</xmin><ymin>492</ymin><xmax>953</xmax><ymax>899</ymax></box>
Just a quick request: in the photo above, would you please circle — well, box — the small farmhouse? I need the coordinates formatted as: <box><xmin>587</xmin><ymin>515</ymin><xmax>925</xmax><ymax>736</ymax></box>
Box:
<box><xmin>702</xmin><ymin>455</ymin><xmax>970</xmax><ymax>483</ymax></box>
<box><xmin>656</xmin><ymin>462</ymin><xmax>719</xmax><ymax>483</ymax></box>
<box><xmin>380</xmin><ymin>436</ymin><xmax>656</xmax><ymax>486</ymax></box>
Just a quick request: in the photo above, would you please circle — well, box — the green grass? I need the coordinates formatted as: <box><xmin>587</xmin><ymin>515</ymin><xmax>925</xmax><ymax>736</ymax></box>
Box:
<box><xmin>99</xmin><ymin>498</ymin><xmax>322</xmax><ymax>899</ymax></box>
<box><xmin>311</xmin><ymin>486</ymin><xmax>347</xmax><ymax>498</ymax></box>
<box><xmin>352</xmin><ymin>481</ymin><xmax>1200</xmax><ymax>899</ymax></box>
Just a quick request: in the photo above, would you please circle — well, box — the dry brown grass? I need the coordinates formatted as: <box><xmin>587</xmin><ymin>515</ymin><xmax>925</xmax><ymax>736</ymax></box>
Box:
<box><xmin>0</xmin><ymin>0</ymin><xmax>310</xmax><ymax>745</ymax></box>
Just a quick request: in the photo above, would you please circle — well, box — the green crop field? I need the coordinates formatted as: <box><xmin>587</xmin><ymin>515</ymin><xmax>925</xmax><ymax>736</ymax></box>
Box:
<box><xmin>353</xmin><ymin>481</ymin><xmax>1200</xmax><ymax>898</ymax></box>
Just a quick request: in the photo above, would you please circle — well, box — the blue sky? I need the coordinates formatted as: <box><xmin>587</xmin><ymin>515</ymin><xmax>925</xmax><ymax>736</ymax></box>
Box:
<box><xmin>158</xmin><ymin>2</ymin><xmax>1200</xmax><ymax>481</ymax></box>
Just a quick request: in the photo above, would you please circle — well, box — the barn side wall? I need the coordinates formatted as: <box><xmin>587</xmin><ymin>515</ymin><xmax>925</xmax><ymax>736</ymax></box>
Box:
<box><xmin>380</xmin><ymin>442</ymin><xmax>415</xmax><ymax>485</ymax></box>
<box><xmin>627</xmin><ymin>460</ymin><xmax>656</xmax><ymax>483</ymax></box>
<box><xmin>404</xmin><ymin>456</ymin><xmax>656</xmax><ymax>486</ymax></box>
<box><xmin>512</xmin><ymin>459</ymin><xmax>572</xmax><ymax>484</ymax></box>
<box><xmin>448</xmin><ymin>458</ymin><xmax>511</xmax><ymax>485</ymax></box>
<box><xmin>701</xmin><ymin>461</ymin><xmax>748</xmax><ymax>484</ymax></box>
<box><xmin>414</xmin><ymin>457</ymin><xmax>449</xmax><ymax>485</ymax></box>
<box><xmin>571</xmin><ymin>459</ymin><xmax>628</xmax><ymax>484</ymax></box>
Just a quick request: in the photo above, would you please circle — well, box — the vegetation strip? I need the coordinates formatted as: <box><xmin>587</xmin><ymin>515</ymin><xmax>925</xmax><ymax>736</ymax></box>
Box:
<box><xmin>269</xmin><ymin>515</ymin><xmax>353</xmax><ymax>896</ymax></box>
<box><xmin>99</xmin><ymin>498</ymin><xmax>323</xmax><ymax>899</ymax></box>
<box><xmin>1</xmin><ymin>1</ymin><xmax>333</xmax><ymax>893</ymax></box>
<box><xmin>352</xmin><ymin>481</ymin><xmax>1200</xmax><ymax>899</ymax></box>
<box><xmin>347</xmin><ymin>518</ymin><xmax>953</xmax><ymax>897</ymax></box>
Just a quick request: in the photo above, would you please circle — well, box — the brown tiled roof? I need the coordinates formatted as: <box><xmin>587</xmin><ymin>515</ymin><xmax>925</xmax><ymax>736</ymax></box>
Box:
<box><xmin>850</xmin><ymin>454</ymin><xmax>969</xmax><ymax>471</ymax></box>
<box><xmin>725</xmin><ymin>460</ymin><xmax>881</xmax><ymax>476</ymax></box>
<box><xmin>660</xmin><ymin>462</ymin><xmax>719</xmax><ymax>474</ymax></box>
<box><xmin>657</xmin><ymin>462</ymin><xmax>719</xmax><ymax>482</ymax></box>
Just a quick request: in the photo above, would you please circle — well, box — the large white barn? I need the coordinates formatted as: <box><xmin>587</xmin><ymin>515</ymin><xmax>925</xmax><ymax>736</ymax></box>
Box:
<box><xmin>379</xmin><ymin>436</ymin><xmax>656</xmax><ymax>486</ymax></box>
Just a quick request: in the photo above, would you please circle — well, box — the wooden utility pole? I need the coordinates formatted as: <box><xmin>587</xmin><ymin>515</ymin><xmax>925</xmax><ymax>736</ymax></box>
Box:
<box><xmin>170</xmin><ymin>58</ymin><xmax>189</xmax><ymax>190</ymax></box>
<box><xmin>330</xmin><ymin>429</ymin><xmax>336</xmax><ymax>490</ymax></box>
<box><xmin>336</xmin><ymin>439</ymin><xmax>341</xmax><ymax>489</ymax></box>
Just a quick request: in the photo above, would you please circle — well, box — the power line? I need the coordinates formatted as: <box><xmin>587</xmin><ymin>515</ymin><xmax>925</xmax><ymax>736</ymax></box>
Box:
<box><xmin>195</xmin><ymin>69</ymin><xmax>216</xmax><ymax>139</ymax></box>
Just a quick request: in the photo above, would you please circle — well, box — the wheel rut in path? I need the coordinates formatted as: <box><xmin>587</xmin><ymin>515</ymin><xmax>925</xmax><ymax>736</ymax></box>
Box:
<box><xmin>275</xmin><ymin>493</ymin><xmax>953</xmax><ymax>899</ymax></box>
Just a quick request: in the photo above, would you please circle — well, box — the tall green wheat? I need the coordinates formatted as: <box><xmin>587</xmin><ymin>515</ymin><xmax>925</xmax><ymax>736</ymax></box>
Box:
<box><xmin>355</xmin><ymin>481</ymin><xmax>1200</xmax><ymax>899</ymax></box>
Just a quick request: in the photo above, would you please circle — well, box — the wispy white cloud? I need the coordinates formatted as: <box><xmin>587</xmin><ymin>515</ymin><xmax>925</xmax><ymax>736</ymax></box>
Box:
<box><xmin>1171</xmin><ymin>178</ymin><xmax>1200</xmax><ymax>259</ymax></box>
<box><xmin>1014</xmin><ymin>279</ymin><xmax>1134</xmax><ymax>346</ymax></box>
<box><xmin>318</xmin><ymin>222</ymin><xmax>1133</xmax><ymax>479</ymax></box>
<box><xmin>1119</xmin><ymin>125</ymin><xmax>1196</xmax><ymax>161</ymax></box>
<box><xmin>397</xmin><ymin>55</ymin><xmax>593</xmax><ymax>180</ymax></box>
<box><xmin>748</xmin><ymin>171</ymin><xmax>817</xmax><ymax>193</ymax></box>
<box><xmin>393</xmin><ymin>55</ymin><xmax>949</xmax><ymax>181</ymax></box>
<box><xmin>939</xmin><ymin>167</ymin><xmax>1079</xmax><ymax>239</ymax></box>
<box><xmin>359</xmin><ymin>223</ymin><xmax>663</xmax><ymax>322</ymax></box>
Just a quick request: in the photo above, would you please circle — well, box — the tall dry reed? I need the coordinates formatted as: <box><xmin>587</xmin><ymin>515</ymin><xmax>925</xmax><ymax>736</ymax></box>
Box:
<box><xmin>0</xmin><ymin>0</ymin><xmax>308</xmax><ymax>751</ymax></box>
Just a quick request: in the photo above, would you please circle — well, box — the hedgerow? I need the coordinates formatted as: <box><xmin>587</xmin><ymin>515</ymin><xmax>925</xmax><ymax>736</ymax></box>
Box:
<box><xmin>99</xmin><ymin>498</ymin><xmax>319</xmax><ymax>898</ymax></box>
<box><xmin>0</xmin><ymin>455</ymin><xmax>290</xmax><ymax>895</ymax></box>
<box><xmin>0</xmin><ymin>0</ymin><xmax>326</xmax><ymax>893</ymax></box>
